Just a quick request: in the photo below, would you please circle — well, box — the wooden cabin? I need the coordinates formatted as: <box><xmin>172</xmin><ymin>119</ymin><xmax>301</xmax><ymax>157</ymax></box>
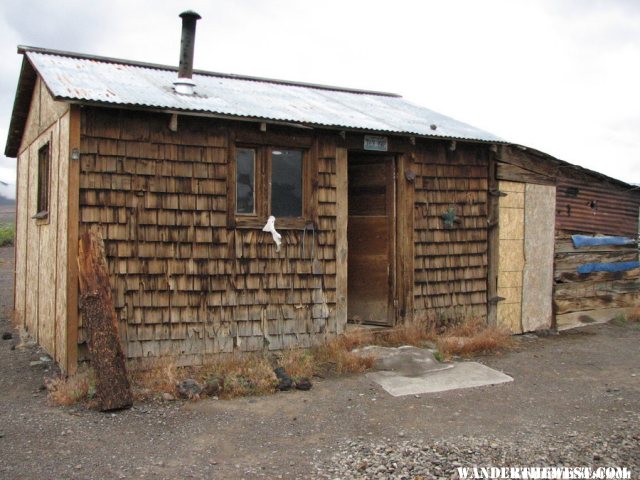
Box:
<box><xmin>5</xmin><ymin>30</ymin><xmax>638</xmax><ymax>373</ymax></box>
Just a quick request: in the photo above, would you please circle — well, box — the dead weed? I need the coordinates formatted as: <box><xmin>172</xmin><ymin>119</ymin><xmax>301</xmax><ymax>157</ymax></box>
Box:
<box><xmin>128</xmin><ymin>358</ymin><xmax>178</xmax><ymax>400</ymax></box>
<box><xmin>312</xmin><ymin>332</ymin><xmax>376</xmax><ymax>375</ymax></box>
<box><xmin>46</xmin><ymin>368</ymin><xmax>96</xmax><ymax>406</ymax></box>
<box><xmin>52</xmin><ymin>317</ymin><xmax>514</xmax><ymax>406</ymax></box>
<box><xmin>436</xmin><ymin>317</ymin><xmax>514</xmax><ymax>358</ymax></box>
<box><xmin>200</xmin><ymin>353</ymin><xmax>277</xmax><ymax>399</ymax></box>
<box><xmin>627</xmin><ymin>306</ymin><xmax>640</xmax><ymax>322</ymax></box>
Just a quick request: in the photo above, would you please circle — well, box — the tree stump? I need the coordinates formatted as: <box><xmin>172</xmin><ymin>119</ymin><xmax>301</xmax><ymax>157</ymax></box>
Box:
<box><xmin>77</xmin><ymin>230</ymin><xmax>132</xmax><ymax>411</ymax></box>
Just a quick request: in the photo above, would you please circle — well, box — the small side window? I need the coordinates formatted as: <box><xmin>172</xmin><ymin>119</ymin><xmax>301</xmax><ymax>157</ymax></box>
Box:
<box><xmin>35</xmin><ymin>143</ymin><xmax>50</xmax><ymax>218</ymax></box>
<box><xmin>236</xmin><ymin>148</ymin><xmax>256</xmax><ymax>215</ymax></box>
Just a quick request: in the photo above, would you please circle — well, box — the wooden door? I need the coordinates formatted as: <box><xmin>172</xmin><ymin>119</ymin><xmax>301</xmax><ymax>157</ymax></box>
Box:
<box><xmin>347</xmin><ymin>154</ymin><xmax>395</xmax><ymax>325</ymax></box>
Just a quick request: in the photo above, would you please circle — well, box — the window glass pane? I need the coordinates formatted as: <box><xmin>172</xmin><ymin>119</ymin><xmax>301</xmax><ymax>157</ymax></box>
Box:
<box><xmin>271</xmin><ymin>149</ymin><xmax>302</xmax><ymax>218</ymax></box>
<box><xmin>37</xmin><ymin>143</ymin><xmax>50</xmax><ymax>214</ymax></box>
<box><xmin>236</xmin><ymin>148</ymin><xmax>255</xmax><ymax>214</ymax></box>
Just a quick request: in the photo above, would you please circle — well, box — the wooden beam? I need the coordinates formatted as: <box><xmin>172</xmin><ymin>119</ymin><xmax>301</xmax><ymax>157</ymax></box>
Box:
<box><xmin>499</xmin><ymin>145</ymin><xmax>559</xmax><ymax>177</ymax></box>
<box><xmin>77</xmin><ymin>229</ymin><xmax>133</xmax><ymax>411</ymax></box>
<box><xmin>65</xmin><ymin>105</ymin><xmax>80</xmax><ymax>375</ymax></box>
<box><xmin>335</xmin><ymin>146</ymin><xmax>348</xmax><ymax>333</ymax></box>
<box><xmin>396</xmin><ymin>151</ymin><xmax>415</xmax><ymax>322</ymax></box>
<box><xmin>486</xmin><ymin>148</ymin><xmax>499</xmax><ymax>326</ymax></box>
<box><xmin>497</xmin><ymin>161</ymin><xmax>556</xmax><ymax>186</ymax></box>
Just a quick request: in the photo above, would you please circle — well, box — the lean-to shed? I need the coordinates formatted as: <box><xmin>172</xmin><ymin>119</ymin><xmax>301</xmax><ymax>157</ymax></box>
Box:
<box><xmin>6</xmin><ymin>13</ymin><xmax>638</xmax><ymax>373</ymax></box>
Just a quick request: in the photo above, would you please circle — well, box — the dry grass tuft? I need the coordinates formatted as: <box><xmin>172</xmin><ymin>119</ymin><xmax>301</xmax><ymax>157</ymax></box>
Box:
<box><xmin>380</xmin><ymin>318</ymin><xmax>437</xmax><ymax>347</ymax></box>
<box><xmin>312</xmin><ymin>329</ymin><xmax>376</xmax><ymax>375</ymax></box>
<box><xmin>53</xmin><ymin>316</ymin><xmax>514</xmax><ymax>407</ymax></box>
<box><xmin>436</xmin><ymin>317</ymin><xmax>514</xmax><ymax>358</ymax></box>
<box><xmin>627</xmin><ymin>306</ymin><xmax>640</xmax><ymax>322</ymax></box>
<box><xmin>275</xmin><ymin>349</ymin><xmax>315</xmax><ymax>380</ymax></box>
<box><xmin>201</xmin><ymin>353</ymin><xmax>277</xmax><ymax>398</ymax></box>
<box><xmin>46</xmin><ymin>368</ymin><xmax>95</xmax><ymax>406</ymax></box>
<box><xmin>128</xmin><ymin>358</ymin><xmax>178</xmax><ymax>400</ymax></box>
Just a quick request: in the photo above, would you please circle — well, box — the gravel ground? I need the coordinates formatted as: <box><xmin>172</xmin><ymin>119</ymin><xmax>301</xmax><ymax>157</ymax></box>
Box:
<box><xmin>316</xmin><ymin>427</ymin><xmax>640</xmax><ymax>479</ymax></box>
<box><xmin>0</xmin><ymin>245</ymin><xmax>639</xmax><ymax>479</ymax></box>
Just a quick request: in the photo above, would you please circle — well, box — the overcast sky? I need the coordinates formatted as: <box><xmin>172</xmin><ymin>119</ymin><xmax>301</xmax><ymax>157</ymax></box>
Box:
<box><xmin>0</xmin><ymin>0</ymin><xmax>639</xmax><ymax>199</ymax></box>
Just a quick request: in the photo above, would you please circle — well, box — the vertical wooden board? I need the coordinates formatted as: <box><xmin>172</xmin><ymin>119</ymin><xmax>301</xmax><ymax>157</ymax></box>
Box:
<box><xmin>335</xmin><ymin>147</ymin><xmax>347</xmax><ymax>334</ymax></box>
<box><xmin>66</xmin><ymin>105</ymin><xmax>81</xmax><ymax>374</ymax></box>
<box><xmin>486</xmin><ymin>151</ymin><xmax>499</xmax><ymax>326</ymax></box>
<box><xmin>397</xmin><ymin>152</ymin><xmax>415</xmax><ymax>321</ymax></box>
<box><xmin>14</xmin><ymin>149</ymin><xmax>30</xmax><ymax>328</ymax></box>
<box><xmin>522</xmin><ymin>184</ymin><xmax>556</xmax><ymax>332</ymax></box>
<box><xmin>55</xmin><ymin>112</ymin><xmax>70</xmax><ymax>368</ymax></box>
<box><xmin>38</xmin><ymin>122</ymin><xmax>60</xmax><ymax>356</ymax></box>
<box><xmin>25</xmin><ymin>142</ymin><xmax>40</xmax><ymax>339</ymax></box>
<box><xmin>496</xmin><ymin>181</ymin><xmax>525</xmax><ymax>333</ymax></box>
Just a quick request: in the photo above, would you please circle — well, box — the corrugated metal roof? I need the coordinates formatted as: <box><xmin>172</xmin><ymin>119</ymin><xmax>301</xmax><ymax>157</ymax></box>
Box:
<box><xmin>556</xmin><ymin>174</ymin><xmax>640</xmax><ymax>237</ymax></box>
<box><xmin>25</xmin><ymin>48</ymin><xmax>503</xmax><ymax>143</ymax></box>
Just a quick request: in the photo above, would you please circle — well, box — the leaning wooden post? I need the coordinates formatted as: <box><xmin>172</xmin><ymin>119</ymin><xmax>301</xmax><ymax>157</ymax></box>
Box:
<box><xmin>77</xmin><ymin>230</ymin><xmax>133</xmax><ymax>411</ymax></box>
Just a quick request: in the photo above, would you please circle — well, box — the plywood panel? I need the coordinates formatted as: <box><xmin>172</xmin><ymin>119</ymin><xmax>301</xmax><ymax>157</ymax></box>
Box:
<box><xmin>499</xmin><ymin>190</ymin><xmax>525</xmax><ymax>209</ymax></box>
<box><xmin>498</xmin><ymin>239</ymin><xmax>525</xmax><ymax>273</ymax></box>
<box><xmin>497</xmin><ymin>286</ymin><xmax>522</xmax><ymax>305</ymax></box>
<box><xmin>37</xmin><ymin>122</ymin><xmax>60</xmax><ymax>355</ymax></box>
<box><xmin>14</xmin><ymin>149</ymin><xmax>30</xmax><ymax>329</ymax></box>
<box><xmin>498</xmin><ymin>270</ymin><xmax>522</xmax><ymax>288</ymax></box>
<box><xmin>522</xmin><ymin>184</ymin><xmax>556</xmax><ymax>331</ymax></box>
<box><xmin>500</xmin><ymin>181</ymin><xmax>525</xmax><ymax>193</ymax></box>
<box><xmin>496</xmin><ymin>180</ymin><xmax>525</xmax><ymax>333</ymax></box>
<box><xmin>15</xmin><ymin>78</ymin><xmax>72</xmax><ymax>364</ymax></box>
<box><xmin>497</xmin><ymin>302</ymin><xmax>522</xmax><ymax>333</ymax></box>
<box><xmin>25</xmin><ymin>142</ymin><xmax>40</xmax><ymax>339</ymax></box>
<box><xmin>499</xmin><ymin>207</ymin><xmax>525</xmax><ymax>240</ymax></box>
<box><xmin>39</xmin><ymin>81</ymin><xmax>69</xmax><ymax>132</ymax></box>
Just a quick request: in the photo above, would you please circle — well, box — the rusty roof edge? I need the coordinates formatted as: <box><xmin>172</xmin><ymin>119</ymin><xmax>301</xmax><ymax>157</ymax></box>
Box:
<box><xmin>18</xmin><ymin>45</ymin><xmax>402</xmax><ymax>98</ymax></box>
<box><xmin>511</xmin><ymin>144</ymin><xmax>640</xmax><ymax>192</ymax></box>
<box><xmin>4</xmin><ymin>55</ymin><xmax>38</xmax><ymax>158</ymax></box>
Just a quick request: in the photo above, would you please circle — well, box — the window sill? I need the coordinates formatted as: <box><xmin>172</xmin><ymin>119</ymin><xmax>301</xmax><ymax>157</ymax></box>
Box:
<box><xmin>234</xmin><ymin>217</ymin><xmax>311</xmax><ymax>230</ymax></box>
<box><xmin>32</xmin><ymin>211</ymin><xmax>50</xmax><ymax>226</ymax></box>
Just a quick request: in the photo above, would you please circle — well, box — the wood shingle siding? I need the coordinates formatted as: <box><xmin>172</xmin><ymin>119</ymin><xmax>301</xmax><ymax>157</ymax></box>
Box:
<box><xmin>413</xmin><ymin>142</ymin><xmax>489</xmax><ymax>320</ymax></box>
<box><xmin>78</xmin><ymin>108</ymin><xmax>339</xmax><ymax>366</ymax></box>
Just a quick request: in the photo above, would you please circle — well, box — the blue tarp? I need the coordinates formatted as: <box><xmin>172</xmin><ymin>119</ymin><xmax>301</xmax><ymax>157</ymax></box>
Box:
<box><xmin>577</xmin><ymin>262</ymin><xmax>640</xmax><ymax>274</ymax></box>
<box><xmin>572</xmin><ymin>235</ymin><xmax>636</xmax><ymax>248</ymax></box>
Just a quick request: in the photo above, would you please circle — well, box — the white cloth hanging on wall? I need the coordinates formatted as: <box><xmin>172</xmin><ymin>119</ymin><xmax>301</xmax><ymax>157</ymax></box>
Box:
<box><xmin>262</xmin><ymin>216</ymin><xmax>282</xmax><ymax>251</ymax></box>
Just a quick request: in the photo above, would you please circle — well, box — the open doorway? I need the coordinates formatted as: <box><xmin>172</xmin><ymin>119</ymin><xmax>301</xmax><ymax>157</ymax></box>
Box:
<box><xmin>347</xmin><ymin>152</ymin><xmax>396</xmax><ymax>326</ymax></box>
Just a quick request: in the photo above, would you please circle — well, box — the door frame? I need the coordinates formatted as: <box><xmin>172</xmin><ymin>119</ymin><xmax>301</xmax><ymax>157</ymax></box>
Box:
<box><xmin>346</xmin><ymin>151</ymin><xmax>397</xmax><ymax>326</ymax></box>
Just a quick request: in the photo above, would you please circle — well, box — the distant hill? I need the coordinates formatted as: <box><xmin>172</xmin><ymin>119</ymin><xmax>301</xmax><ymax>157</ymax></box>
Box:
<box><xmin>0</xmin><ymin>181</ymin><xmax>15</xmax><ymax>206</ymax></box>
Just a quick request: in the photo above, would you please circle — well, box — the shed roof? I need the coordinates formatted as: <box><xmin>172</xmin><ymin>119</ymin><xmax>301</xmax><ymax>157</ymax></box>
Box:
<box><xmin>5</xmin><ymin>46</ymin><xmax>504</xmax><ymax>156</ymax></box>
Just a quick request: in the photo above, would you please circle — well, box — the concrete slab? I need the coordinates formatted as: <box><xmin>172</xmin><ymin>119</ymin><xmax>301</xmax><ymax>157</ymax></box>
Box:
<box><xmin>356</xmin><ymin>345</ymin><xmax>513</xmax><ymax>397</ymax></box>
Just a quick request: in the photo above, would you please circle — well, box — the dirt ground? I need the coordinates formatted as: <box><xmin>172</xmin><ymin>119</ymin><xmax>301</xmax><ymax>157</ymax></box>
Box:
<box><xmin>0</xmin><ymin>244</ymin><xmax>639</xmax><ymax>479</ymax></box>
